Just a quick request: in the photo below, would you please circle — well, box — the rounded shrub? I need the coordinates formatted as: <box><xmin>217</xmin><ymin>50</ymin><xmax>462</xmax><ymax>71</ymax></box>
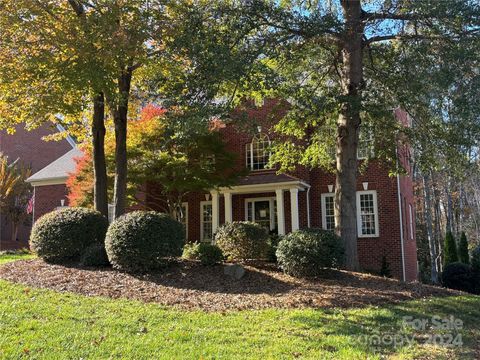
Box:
<box><xmin>105</xmin><ymin>211</ymin><xmax>185</xmax><ymax>272</ymax></box>
<box><xmin>214</xmin><ymin>221</ymin><xmax>269</xmax><ymax>261</ymax></box>
<box><xmin>182</xmin><ymin>242</ymin><xmax>201</xmax><ymax>260</ymax></box>
<box><xmin>80</xmin><ymin>244</ymin><xmax>110</xmax><ymax>267</ymax></box>
<box><xmin>197</xmin><ymin>243</ymin><xmax>223</xmax><ymax>265</ymax></box>
<box><xmin>441</xmin><ymin>262</ymin><xmax>476</xmax><ymax>293</ymax></box>
<box><xmin>276</xmin><ymin>228</ymin><xmax>345</xmax><ymax>277</ymax></box>
<box><xmin>30</xmin><ymin>207</ymin><xmax>108</xmax><ymax>264</ymax></box>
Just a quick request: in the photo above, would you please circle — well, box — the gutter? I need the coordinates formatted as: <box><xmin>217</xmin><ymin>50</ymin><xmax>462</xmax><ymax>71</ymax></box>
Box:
<box><xmin>397</xmin><ymin>171</ymin><xmax>407</xmax><ymax>282</ymax></box>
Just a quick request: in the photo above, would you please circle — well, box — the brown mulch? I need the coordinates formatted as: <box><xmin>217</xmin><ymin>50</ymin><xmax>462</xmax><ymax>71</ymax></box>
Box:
<box><xmin>0</xmin><ymin>259</ymin><xmax>462</xmax><ymax>312</ymax></box>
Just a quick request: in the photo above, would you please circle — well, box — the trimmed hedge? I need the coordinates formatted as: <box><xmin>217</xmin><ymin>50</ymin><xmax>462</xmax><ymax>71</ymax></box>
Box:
<box><xmin>105</xmin><ymin>211</ymin><xmax>185</xmax><ymax>272</ymax></box>
<box><xmin>30</xmin><ymin>207</ymin><xmax>108</xmax><ymax>264</ymax></box>
<box><xmin>214</xmin><ymin>221</ymin><xmax>269</xmax><ymax>261</ymax></box>
<box><xmin>276</xmin><ymin>228</ymin><xmax>345</xmax><ymax>277</ymax></box>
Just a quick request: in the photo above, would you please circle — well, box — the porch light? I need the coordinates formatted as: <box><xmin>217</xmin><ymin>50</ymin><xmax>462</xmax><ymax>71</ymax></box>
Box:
<box><xmin>328</xmin><ymin>184</ymin><xmax>334</xmax><ymax>193</ymax></box>
<box><xmin>257</xmin><ymin>125</ymin><xmax>262</xmax><ymax>133</ymax></box>
<box><xmin>362</xmin><ymin>182</ymin><xmax>368</xmax><ymax>190</ymax></box>
<box><xmin>60</xmin><ymin>199</ymin><xmax>65</xmax><ymax>207</ymax></box>
<box><xmin>205</xmin><ymin>193</ymin><xmax>211</xmax><ymax>201</ymax></box>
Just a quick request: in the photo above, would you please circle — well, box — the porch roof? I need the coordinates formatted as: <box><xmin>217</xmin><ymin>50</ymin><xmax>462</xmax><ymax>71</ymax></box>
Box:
<box><xmin>218</xmin><ymin>173</ymin><xmax>309</xmax><ymax>194</ymax></box>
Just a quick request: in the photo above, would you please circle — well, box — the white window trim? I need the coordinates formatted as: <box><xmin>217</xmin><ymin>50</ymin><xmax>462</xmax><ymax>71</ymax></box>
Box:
<box><xmin>245</xmin><ymin>134</ymin><xmax>271</xmax><ymax>171</ymax></box>
<box><xmin>357</xmin><ymin>126</ymin><xmax>374</xmax><ymax>160</ymax></box>
<box><xmin>356</xmin><ymin>190</ymin><xmax>379</xmax><ymax>238</ymax></box>
<box><xmin>200</xmin><ymin>201</ymin><xmax>213</xmax><ymax>242</ymax></box>
<box><xmin>321</xmin><ymin>193</ymin><xmax>335</xmax><ymax>230</ymax></box>
<box><xmin>244</xmin><ymin>197</ymin><xmax>276</xmax><ymax>231</ymax></box>
<box><xmin>409</xmin><ymin>203</ymin><xmax>414</xmax><ymax>240</ymax></box>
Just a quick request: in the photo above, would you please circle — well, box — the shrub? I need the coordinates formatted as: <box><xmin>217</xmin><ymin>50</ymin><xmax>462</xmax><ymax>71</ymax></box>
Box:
<box><xmin>443</xmin><ymin>231</ymin><xmax>458</xmax><ymax>266</ymax></box>
<box><xmin>458</xmin><ymin>232</ymin><xmax>469</xmax><ymax>265</ymax></box>
<box><xmin>182</xmin><ymin>242</ymin><xmax>223</xmax><ymax>265</ymax></box>
<box><xmin>105</xmin><ymin>211</ymin><xmax>185</xmax><ymax>272</ymax></box>
<box><xmin>80</xmin><ymin>244</ymin><xmax>110</xmax><ymax>267</ymax></box>
<box><xmin>198</xmin><ymin>243</ymin><xmax>224</xmax><ymax>265</ymax></box>
<box><xmin>214</xmin><ymin>221</ymin><xmax>269</xmax><ymax>261</ymax></box>
<box><xmin>30</xmin><ymin>207</ymin><xmax>108</xmax><ymax>264</ymax></box>
<box><xmin>182</xmin><ymin>242</ymin><xmax>200</xmax><ymax>260</ymax></box>
<box><xmin>380</xmin><ymin>256</ymin><xmax>392</xmax><ymax>278</ymax></box>
<box><xmin>441</xmin><ymin>262</ymin><xmax>476</xmax><ymax>293</ymax></box>
<box><xmin>276</xmin><ymin>228</ymin><xmax>345</xmax><ymax>277</ymax></box>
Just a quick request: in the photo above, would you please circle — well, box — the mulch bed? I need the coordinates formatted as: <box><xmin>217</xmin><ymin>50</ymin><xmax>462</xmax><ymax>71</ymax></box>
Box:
<box><xmin>0</xmin><ymin>259</ymin><xmax>461</xmax><ymax>312</ymax></box>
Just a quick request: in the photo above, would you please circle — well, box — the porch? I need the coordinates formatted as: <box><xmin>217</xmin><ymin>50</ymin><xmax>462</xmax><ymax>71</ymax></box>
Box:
<box><xmin>209</xmin><ymin>175</ymin><xmax>310</xmax><ymax>237</ymax></box>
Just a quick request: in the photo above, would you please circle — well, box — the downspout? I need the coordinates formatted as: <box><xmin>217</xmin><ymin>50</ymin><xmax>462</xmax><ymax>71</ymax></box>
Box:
<box><xmin>397</xmin><ymin>169</ymin><xmax>407</xmax><ymax>282</ymax></box>
<box><xmin>306</xmin><ymin>185</ymin><xmax>311</xmax><ymax>228</ymax></box>
<box><xmin>32</xmin><ymin>186</ymin><xmax>36</xmax><ymax>223</ymax></box>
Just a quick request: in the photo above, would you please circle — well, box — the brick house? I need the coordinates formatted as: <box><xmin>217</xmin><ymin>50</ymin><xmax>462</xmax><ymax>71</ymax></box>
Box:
<box><xmin>0</xmin><ymin>124</ymin><xmax>74</xmax><ymax>250</ymax></box>
<box><xmin>146</xmin><ymin>100</ymin><xmax>418</xmax><ymax>281</ymax></box>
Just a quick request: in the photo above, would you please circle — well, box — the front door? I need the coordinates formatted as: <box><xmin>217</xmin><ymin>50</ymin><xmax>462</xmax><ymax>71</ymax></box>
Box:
<box><xmin>246</xmin><ymin>198</ymin><xmax>277</xmax><ymax>232</ymax></box>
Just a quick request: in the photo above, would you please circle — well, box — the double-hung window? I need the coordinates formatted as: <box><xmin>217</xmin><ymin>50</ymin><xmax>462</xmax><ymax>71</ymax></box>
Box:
<box><xmin>356</xmin><ymin>191</ymin><xmax>379</xmax><ymax>237</ymax></box>
<box><xmin>357</xmin><ymin>126</ymin><xmax>374</xmax><ymax>160</ymax></box>
<box><xmin>246</xmin><ymin>134</ymin><xmax>270</xmax><ymax>170</ymax></box>
<box><xmin>321</xmin><ymin>193</ymin><xmax>335</xmax><ymax>231</ymax></box>
<box><xmin>200</xmin><ymin>201</ymin><xmax>213</xmax><ymax>242</ymax></box>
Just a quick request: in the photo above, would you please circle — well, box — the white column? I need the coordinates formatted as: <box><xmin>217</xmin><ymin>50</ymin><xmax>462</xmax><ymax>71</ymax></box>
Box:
<box><xmin>275</xmin><ymin>189</ymin><xmax>285</xmax><ymax>235</ymax></box>
<box><xmin>224</xmin><ymin>191</ymin><xmax>232</xmax><ymax>223</ymax></box>
<box><xmin>290</xmin><ymin>188</ymin><xmax>299</xmax><ymax>231</ymax></box>
<box><xmin>211</xmin><ymin>190</ymin><xmax>220</xmax><ymax>234</ymax></box>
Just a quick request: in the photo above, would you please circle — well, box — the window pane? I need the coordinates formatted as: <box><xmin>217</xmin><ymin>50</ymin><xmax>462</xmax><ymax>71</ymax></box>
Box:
<box><xmin>324</xmin><ymin>195</ymin><xmax>335</xmax><ymax>231</ymax></box>
<box><xmin>359</xmin><ymin>193</ymin><xmax>376</xmax><ymax>235</ymax></box>
<box><xmin>247</xmin><ymin>135</ymin><xmax>270</xmax><ymax>170</ymax></box>
<box><xmin>202</xmin><ymin>203</ymin><xmax>213</xmax><ymax>241</ymax></box>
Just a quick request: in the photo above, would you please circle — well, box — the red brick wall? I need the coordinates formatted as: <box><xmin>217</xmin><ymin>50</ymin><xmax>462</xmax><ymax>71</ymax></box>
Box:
<box><xmin>0</xmin><ymin>124</ymin><xmax>72</xmax><ymax>250</ymax></box>
<box><xmin>145</xmin><ymin>101</ymin><xmax>418</xmax><ymax>281</ymax></box>
<box><xmin>33</xmin><ymin>184</ymin><xmax>70</xmax><ymax>222</ymax></box>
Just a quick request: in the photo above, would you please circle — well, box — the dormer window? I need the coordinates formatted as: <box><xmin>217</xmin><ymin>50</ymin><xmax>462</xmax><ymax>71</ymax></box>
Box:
<box><xmin>246</xmin><ymin>134</ymin><xmax>270</xmax><ymax>171</ymax></box>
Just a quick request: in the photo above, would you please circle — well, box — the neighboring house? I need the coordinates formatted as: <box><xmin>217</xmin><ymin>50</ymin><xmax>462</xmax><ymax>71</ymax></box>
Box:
<box><xmin>146</xmin><ymin>100</ymin><xmax>418</xmax><ymax>281</ymax></box>
<box><xmin>26</xmin><ymin>147</ymin><xmax>83</xmax><ymax>222</ymax></box>
<box><xmin>0</xmin><ymin>123</ymin><xmax>74</xmax><ymax>250</ymax></box>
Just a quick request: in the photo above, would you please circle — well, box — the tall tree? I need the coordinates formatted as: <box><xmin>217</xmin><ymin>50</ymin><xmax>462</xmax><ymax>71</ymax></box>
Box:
<box><xmin>231</xmin><ymin>0</ymin><xmax>479</xmax><ymax>270</ymax></box>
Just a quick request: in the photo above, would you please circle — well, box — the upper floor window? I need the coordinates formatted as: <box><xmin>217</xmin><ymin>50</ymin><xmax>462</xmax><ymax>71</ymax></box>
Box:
<box><xmin>246</xmin><ymin>134</ymin><xmax>270</xmax><ymax>171</ymax></box>
<box><xmin>357</xmin><ymin>126</ymin><xmax>374</xmax><ymax>160</ymax></box>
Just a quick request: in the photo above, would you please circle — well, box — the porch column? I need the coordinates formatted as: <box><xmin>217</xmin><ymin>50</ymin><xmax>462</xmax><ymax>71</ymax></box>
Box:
<box><xmin>275</xmin><ymin>189</ymin><xmax>285</xmax><ymax>235</ymax></box>
<box><xmin>211</xmin><ymin>190</ymin><xmax>220</xmax><ymax>234</ymax></box>
<box><xmin>290</xmin><ymin>188</ymin><xmax>299</xmax><ymax>231</ymax></box>
<box><xmin>224</xmin><ymin>191</ymin><xmax>232</xmax><ymax>223</ymax></box>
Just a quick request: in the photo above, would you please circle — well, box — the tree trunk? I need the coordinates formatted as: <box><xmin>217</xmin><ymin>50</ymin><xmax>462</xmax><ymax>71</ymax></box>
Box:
<box><xmin>444</xmin><ymin>178</ymin><xmax>454</xmax><ymax>234</ymax></box>
<box><xmin>11</xmin><ymin>221</ymin><xmax>18</xmax><ymax>243</ymax></box>
<box><xmin>423</xmin><ymin>172</ymin><xmax>439</xmax><ymax>284</ymax></box>
<box><xmin>92</xmin><ymin>93</ymin><xmax>108</xmax><ymax>217</ymax></box>
<box><xmin>112</xmin><ymin>70</ymin><xmax>132</xmax><ymax>219</ymax></box>
<box><xmin>335</xmin><ymin>0</ymin><xmax>364</xmax><ymax>271</ymax></box>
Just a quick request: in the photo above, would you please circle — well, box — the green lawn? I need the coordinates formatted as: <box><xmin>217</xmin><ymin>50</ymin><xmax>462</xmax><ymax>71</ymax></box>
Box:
<box><xmin>0</xmin><ymin>254</ymin><xmax>479</xmax><ymax>359</ymax></box>
<box><xmin>0</xmin><ymin>252</ymin><xmax>35</xmax><ymax>265</ymax></box>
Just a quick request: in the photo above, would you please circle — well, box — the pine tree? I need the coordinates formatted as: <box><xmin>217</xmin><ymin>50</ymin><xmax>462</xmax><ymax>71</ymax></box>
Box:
<box><xmin>458</xmin><ymin>232</ymin><xmax>470</xmax><ymax>265</ymax></box>
<box><xmin>444</xmin><ymin>231</ymin><xmax>458</xmax><ymax>267</ymax></box>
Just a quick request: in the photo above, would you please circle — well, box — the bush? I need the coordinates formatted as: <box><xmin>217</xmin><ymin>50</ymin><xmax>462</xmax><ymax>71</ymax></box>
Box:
<box><xmin>105</xmin><ymin>211</ymin><xmax>185</xmax><ymax>272</ymax></box>
<box><xmin>214</xmin><ymin>221</ymin><xmax>269</xmax><ymax>261</ymax></box>
<box><xmin>182</xmin><ymin>242</ymin><xmax>201</xmax><ymax>260</ymax></box>
<box><xmin>30</xmin><ymin>207</ymin><xmax>108</xmax><ymax>264</ymax></box>
<box><xmin>80</xmin><ymin>244</ymin><xmax>110</xmax><ymax>267</ymax></box>
<box><xmin>198</xmin><ymin>243</ymin><xmax>224</xmax><ymax>265</ymax></box>
<box><xmin>266</xmin><ymin>232</ymin><xmax>281</xmax><ymax>263</ymax></box>
<box><xmin>276</xmin><ymin>228</ymin><xmax>345</xmax><ymax>277</ymax></box>
<box><xmin>441</xmin><ymin>262</ymin><xmax>476</xmax><ymax>293</ymax></box>
<box><xmin>182</xmin><ymin>242</ymin><xmax>224</xmax><ymax>265</ymax></box>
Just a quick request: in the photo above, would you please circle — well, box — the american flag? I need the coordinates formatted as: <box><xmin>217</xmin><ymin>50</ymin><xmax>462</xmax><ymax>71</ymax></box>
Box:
<box><xmin>26</xmin><ymin>196</ymin><xmax>34</xmax><ymax>214</ymax></box>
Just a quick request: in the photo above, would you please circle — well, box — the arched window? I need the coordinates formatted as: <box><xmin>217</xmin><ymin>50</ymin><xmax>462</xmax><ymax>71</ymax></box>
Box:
<box><xmin>246</xmin><ymin>134</ymin><xmax>270</xmax><ymax>170</ymax></box>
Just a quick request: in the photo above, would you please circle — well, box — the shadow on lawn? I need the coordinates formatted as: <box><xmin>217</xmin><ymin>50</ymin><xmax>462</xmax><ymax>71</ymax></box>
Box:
<box><xmin>290</xmin><ymin>296</ymin><xmax>480</xmax><ymax>357</ymax></box>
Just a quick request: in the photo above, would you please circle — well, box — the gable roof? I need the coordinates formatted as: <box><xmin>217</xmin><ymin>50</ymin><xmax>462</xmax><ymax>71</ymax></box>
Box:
<box><xmin>26</xmin><ymin>148</ymin><xmax>83</xmax><ymax>186</ymax></box>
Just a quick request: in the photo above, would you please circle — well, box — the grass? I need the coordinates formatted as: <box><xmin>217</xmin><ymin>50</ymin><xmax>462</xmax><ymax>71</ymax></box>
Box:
<box><xmin>0</xmin><ymin>254</ymin><xmax>479</xmax><ymax>359</ymax></box>
<box><xmin>0</xmin><ymin>251</ymin><xmax>35</xmax><ymax>265</ymax></box>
